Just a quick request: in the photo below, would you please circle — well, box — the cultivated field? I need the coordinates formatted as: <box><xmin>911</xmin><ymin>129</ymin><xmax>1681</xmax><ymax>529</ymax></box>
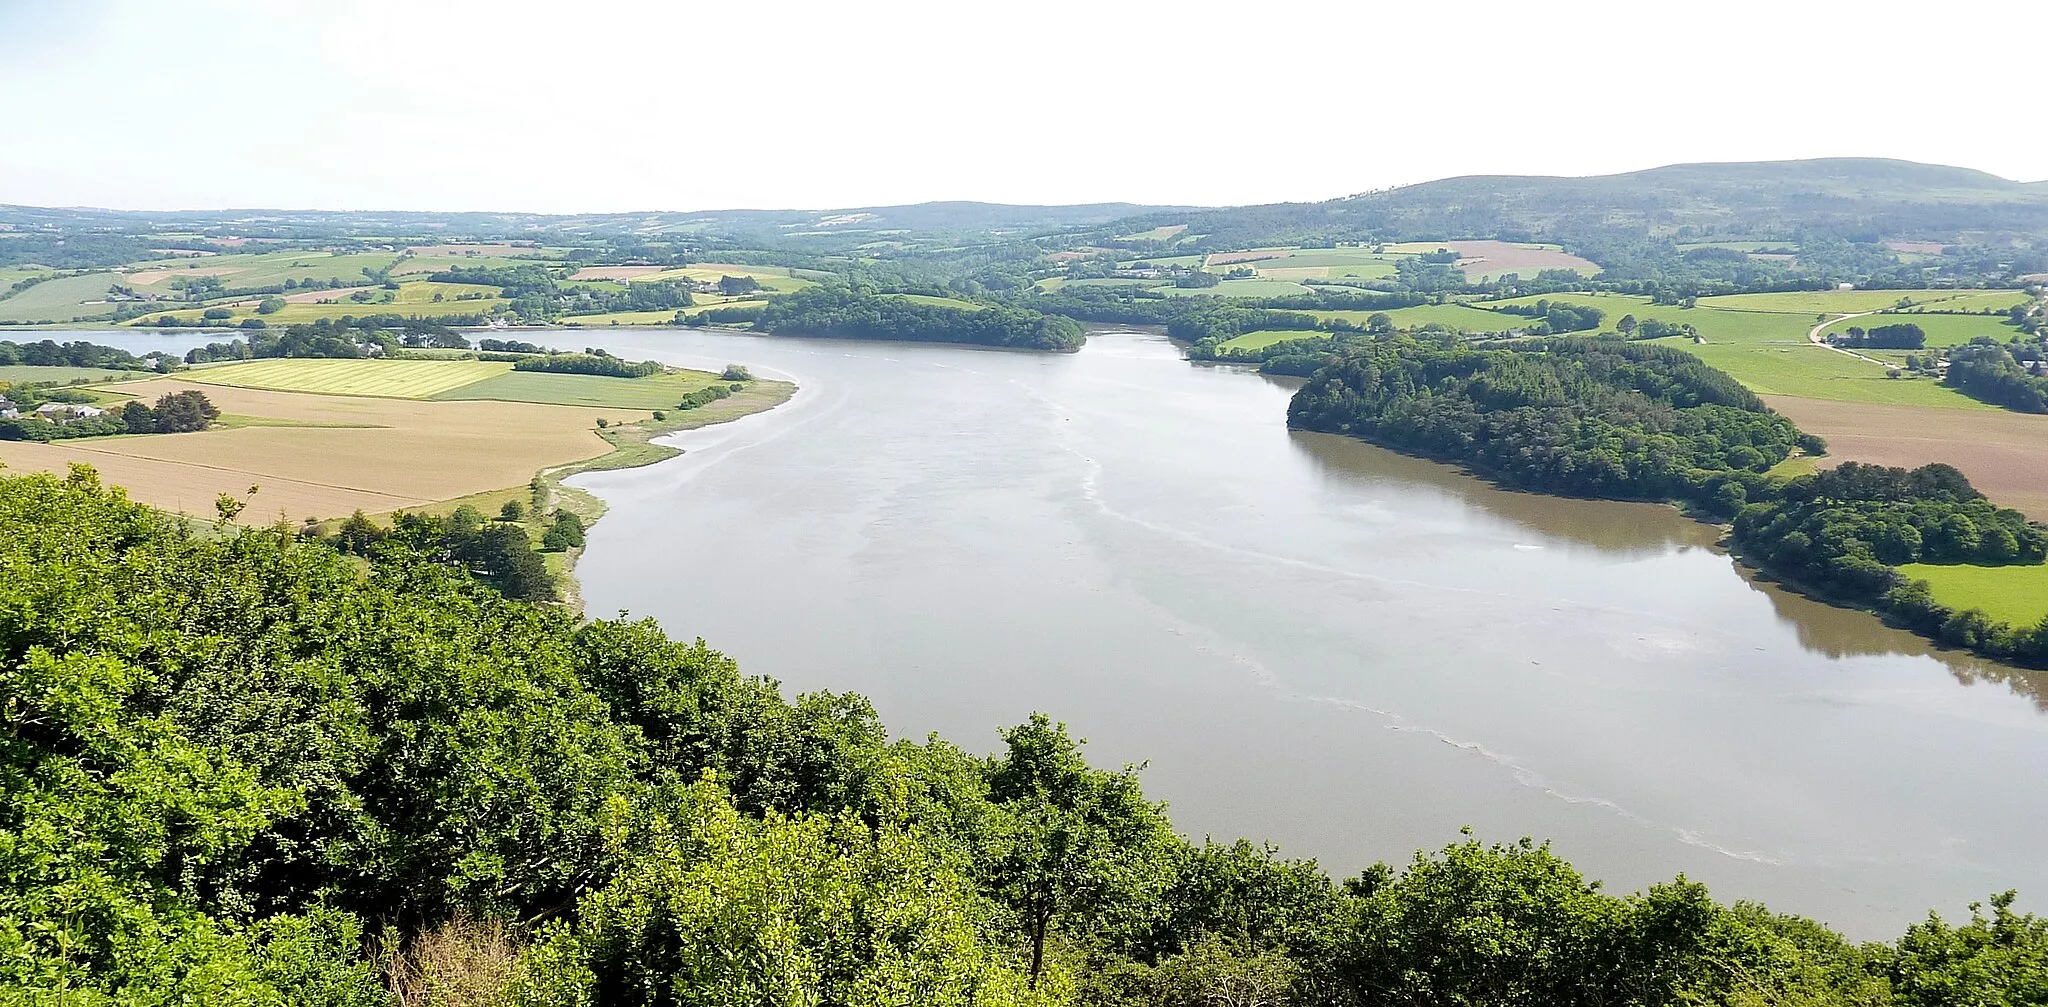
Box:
<box><xmin>1441</xmin><ymin>240</ymin><xmax>1599</xmax><ymax>280</ymax></box>
<box><xmin>1697</xmin><ymin>289</ymin><xmax>1995</xmax><ymax>314</ymax></box>
<box><xmin>0</xmin><ymin>272</ymin><xmax>124</xmax><ymax>323</ymax></box>
<box><xmin>187</xmin><ymin>358</ymin><xmax>513</xmax><ymax>398</ymax></box>
<box><xmin>1161</xmin><ymin>278</ymin><xmax>1316</xmax><ymax>299</ymax></box>
<box><xmin>123</xmin><ymin>251</ymin><xmax>404</xmax><ymax>292</ymax></box>
<box><xmin>1217</xmin><ymin>329</ymin><xmax>1326</xmax><ymax>351</ymax></box>
<box><xmin>0</xmin><ymin>364</ymin><xmax>151</xmax><ymax>384</ymax></box>
<box><xmin>432</xmin><ymin>369</ymin><xmax>725</xmax><ymax>409</ymax></box>
<box><xmin>632</xmin><ymin>264</ymin><xmax>818</xmax><ymax>293</ymax></box>
<box><xmin>1764</xmin><ymin>395</ymin><xmax>2048</xmax><ymax>518</ymax></box>
<box><xmin>0</xmin><ymin>378</ymin><xmax>646</xmax><ymax>523</ymax></box>
<box><xmin>1118</xmin><ymin>224</ymin><xmax>1187</xmax><ymax>241</ymax></box>
<box><xmin>1897</xmin><ymin>562</ymin><xmax>2048</xmax><ymax>627</ymax></box>
<box><xmin>570</xmin><ymin>266</ymin><xmax>668</xmax><ymax>281</ymax></box>
<box><xmin>1817</xmin><ymin>312</ymin><xmax>2027</xmax><ymax>347</ymax></box>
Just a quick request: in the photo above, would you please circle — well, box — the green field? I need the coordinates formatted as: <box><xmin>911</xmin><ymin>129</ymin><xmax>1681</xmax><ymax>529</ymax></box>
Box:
<box><xmin>1898</xmin><ymin>562</ymin><xmax>2048</xmax><ymax>627</ymax></box>
<box><xmin>1677</xmin><ymin>341</ymin><xmax>1986</xmax><ymax>407</ymax></box>
<box><xmin>1160</xmin><ymin>278</ymin><xmax>1317</xmax><ymax>299</ymax></box>
<box><xmin>891</xmin><ymin>293</ymin><xmax>987</xmax><ymax>311</ymax></box>
<box><xmin>122</xmin><ymin>251</ymin><xmax>405</xmax><ymax>292</ymax></box>
<box><xmin>0</xmin><ymin>266</ymin><xmax>51</xmax><ymax>288</ymax></box>
<box><xmin>1369</xmin><ymin>303</ymin><xmax>1529</xmax><ymax>333</ymax></box>
<box><xmin>558</xmin><ymin>310</ymin><xmax>686</xmax><ymax>327</ymax></box>
<box><xmin>1896</xmin><ymin>290</ymin><xmax>2033</xmax><ymax>314</ymax></box>
<box><xmin>1818</xmin><ymin>312</ymin><xmax>2026</xmax><ymax>347</ymax></box>
<box><xmin>1217</xmin><ymin>329</ymin><xmax>1326</xmax><ymax>351</ymax></box>
<box><xmin>0</xmin><ymin>272</ymin><xmax>124</xmax><ymax>322</ymax></box>
<box><xmin>432</xmin><ymin>368</ymin><xmax>725</xmax><ymax>409</ymax></box>
<box><xmin>189</xmin><ymin>358</ymin><xmax>512</xmax><ymax>399</ymax></box>
<box><xmin>1118</xmin><ymin>224</ymin><xmax>1187</xmax><ymax>242</ymax></box>
<box><xmin>0</xmin><ymin>364</ymin><xmax>153</xmax><ymax>385</ymax></box>
<box><xmin>1696</xmin><ymin>289</ymin><xmax>1987</xmax><ymax>314</ymax></box>
<box><xmin>390</xmin><ymin>253</ymin><xmax>558</xmax><ymax>277</ymax></box>
<box><xmin>133</xmin><ymin>280</ymin><xmax>505</xmax><ymax>326</ymax></box>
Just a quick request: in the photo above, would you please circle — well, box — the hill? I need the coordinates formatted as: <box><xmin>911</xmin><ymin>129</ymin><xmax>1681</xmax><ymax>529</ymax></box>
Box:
<box><xmin>1105</xmin><ymin>158</ymin><xmax>2048</xmax><ymax>252</ymax></box>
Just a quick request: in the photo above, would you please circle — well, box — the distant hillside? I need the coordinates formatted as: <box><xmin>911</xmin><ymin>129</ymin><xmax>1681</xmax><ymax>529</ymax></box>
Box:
<box><xmin>1108</xmin><ymin>158</ymin><xmax>2048</xmax><ymax>251</ymax></box>
<box><xmin>0</xmin><ymin>200</ymin><xmax>1182</xmax><ymax>248</ymax></box>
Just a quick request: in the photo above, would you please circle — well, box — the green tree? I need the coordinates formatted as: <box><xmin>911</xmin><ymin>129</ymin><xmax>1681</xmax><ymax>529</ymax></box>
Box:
<box><xmin>257</xmin><ymin>296</ymin><xmax>286</xmax><ymax>314</ymax></box>
<box><xmin>542</xmin><ymin>509</ymin><xmax>585</xmax><ymax>551</ymax></box>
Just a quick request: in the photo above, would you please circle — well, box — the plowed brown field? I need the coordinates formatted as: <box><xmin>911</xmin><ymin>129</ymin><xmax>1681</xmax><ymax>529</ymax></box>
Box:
<box><xmin>1764</xmin><ymin>395</ymin><xmax>2048</xmax><ymax>518</ymax></box>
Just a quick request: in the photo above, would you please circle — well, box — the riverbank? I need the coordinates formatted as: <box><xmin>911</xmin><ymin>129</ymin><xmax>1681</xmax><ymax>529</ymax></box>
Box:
<box><xmin>532</xmin><ymin>377</ymin><xmax>796</xmax><ymax>608</ymax></box>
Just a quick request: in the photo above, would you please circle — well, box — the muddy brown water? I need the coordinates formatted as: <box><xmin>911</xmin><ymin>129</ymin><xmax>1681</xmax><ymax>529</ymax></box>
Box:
<box><xmin>43</xmin><ymin>328</ymin><xmax>2048</xmax><ymax>937</ymax></box>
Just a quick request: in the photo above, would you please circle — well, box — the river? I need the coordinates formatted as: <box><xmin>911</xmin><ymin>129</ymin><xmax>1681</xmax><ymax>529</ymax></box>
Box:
<box><xmin>46</xmin><ymin>326</ymin><xmax>2048</xmax><ymax>937</ymax></box>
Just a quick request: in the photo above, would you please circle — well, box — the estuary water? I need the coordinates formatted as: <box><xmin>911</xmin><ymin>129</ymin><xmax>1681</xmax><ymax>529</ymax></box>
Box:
<box><xmin>50</xmin><ymin>326</ymin><xmax>2048</xmax><ymax>936</ymax></box>
<box><xmin>564</xmin><ymin>327</ymin><xmax>2048</xmax><ymax>938</ymax></box>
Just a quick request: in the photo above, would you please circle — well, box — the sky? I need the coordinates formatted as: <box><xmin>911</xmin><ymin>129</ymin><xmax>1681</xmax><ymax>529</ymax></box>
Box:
<box><xmin>1</xmin><ymin>0</ymin><xmax>2042</xmax><ymax>214</ymax></box>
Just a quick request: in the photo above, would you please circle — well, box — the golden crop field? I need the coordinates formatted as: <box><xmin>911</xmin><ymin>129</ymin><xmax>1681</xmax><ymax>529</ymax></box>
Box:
<box><xmin>0</xmin><ymin>378</ymin><xmax>650</xmax><ymax>524</ymax></box>
<box><xmin>185</xmin><ymin>358</ymin><xmax>511</xmax><ymax>398</ymax></box>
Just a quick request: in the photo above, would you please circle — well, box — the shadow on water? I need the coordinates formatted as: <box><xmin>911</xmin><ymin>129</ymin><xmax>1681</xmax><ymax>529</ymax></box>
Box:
<box><xmin>1287</xmin><ymin>429</ymin><xmax>1722</xmax><ymax>557</ymax></box>
<box><xmin>1737</xmin><ymin>567</ymin><xmax>2048</xmax><ymax>711</ymax></box>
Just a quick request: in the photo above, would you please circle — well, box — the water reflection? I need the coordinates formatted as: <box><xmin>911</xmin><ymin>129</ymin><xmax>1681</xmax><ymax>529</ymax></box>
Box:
<box><xmin>1290</xmin><ymin>426</ymin><xmax>2048</xmax><ymax>710</ymax></box>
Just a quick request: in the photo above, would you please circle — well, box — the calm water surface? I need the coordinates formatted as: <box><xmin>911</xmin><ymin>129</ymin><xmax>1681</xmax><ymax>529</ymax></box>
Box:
<box><xmin>58</xmin><ymin>327</ymin><xmax>2048</xmax><ymax>936</ymax></box>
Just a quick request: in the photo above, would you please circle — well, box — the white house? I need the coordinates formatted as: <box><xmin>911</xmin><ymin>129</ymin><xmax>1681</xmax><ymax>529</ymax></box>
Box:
<box><xmin>34</xmin><ymin>402</ymin><xmax>106</xmax><ymax>422</ymax></box>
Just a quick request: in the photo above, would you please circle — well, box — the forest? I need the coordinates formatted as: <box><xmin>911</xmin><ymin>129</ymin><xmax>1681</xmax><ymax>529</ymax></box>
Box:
<box><xmin>1</xmin><ymin>466</ymin><xmax>2041</xmax><ymax>1005</ymax></box>
<box><xmin>1287</xmin><ymin>337</ymin><xmax>1815</xmax><ymax>513</ymax></box>
<box><xmin>757</xmin><ymin>287</ymin><xmax>1087</xmax><ymax>352</ymax></box>
<box><xmin>1287</xmin><ymin>335</ymin><xmax>2048</xmax><ymax>668</ymax></box>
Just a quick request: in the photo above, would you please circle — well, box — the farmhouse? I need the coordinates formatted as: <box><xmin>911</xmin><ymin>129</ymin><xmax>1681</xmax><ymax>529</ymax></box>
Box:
<box><xmin>0</xmin><ymin>398</ymin><xmax>16</xmax><ymax>419</ymax></box>
<box><xmin>33</xmin><ymin>402</ymin><xmax>105</xmax><ymax>422</ymax></box>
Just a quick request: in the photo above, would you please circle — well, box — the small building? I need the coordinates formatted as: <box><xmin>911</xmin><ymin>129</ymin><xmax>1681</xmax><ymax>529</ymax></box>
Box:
<box><xmin>34</xmin><ymin>402</ymin><xmax>106</xmax><ymax>422</ymax></box>
<box><xmin>0</xmin><ymin>398</ymin><xmax>16</xmax><ymax>419</ymax></box>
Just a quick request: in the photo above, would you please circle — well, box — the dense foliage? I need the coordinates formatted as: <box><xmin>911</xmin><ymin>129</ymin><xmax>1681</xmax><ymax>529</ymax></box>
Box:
<box><xmin>0</xmin><ymin>338</ymin><xmax>167</xmax><ymax>371</ymax></box>
<box><xmin>1289</xmin><ymin>336</ymin><xmax>1815</xmax><ymax>514</ymax></box>
<box><xmin>759</xmin><ymin>287</ymin><xmax>1087</xmax><ymax>351</ymax></box>
<box><xmin>1944</xmin><ymin>338</ymin><xmax>2048</xmax><ymax>412</ymax></box>
<box><xmin>0</xmin><ymin>389</ymin><xmax>216</xmax><ymax>442</ymax></box>
<box><xmin>1831</xmin><ymin>323</ymin><xmax>1926</xmax><ymax>350</ymax></box>
<box><xmin>4</xmin><ymin>468</ymin><xmax>2042</xmax><ymax>1004</ymax></box>
<box><xmin>511</xmin><ymin>351</ymin><xmax>663</xmax><ymax>378</ymax></box>
<box><xmin>1735</xmin><ymin>462</ymin><xmax>2048</xmax><ymax>662</ymax></box>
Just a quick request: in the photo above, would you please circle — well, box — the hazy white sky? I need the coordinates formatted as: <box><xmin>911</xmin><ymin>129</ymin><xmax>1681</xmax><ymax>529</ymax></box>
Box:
<box><xmin>2</xmin><ymin>0</ymin><xmax>2041</xmax><ymax>214</ymax></box>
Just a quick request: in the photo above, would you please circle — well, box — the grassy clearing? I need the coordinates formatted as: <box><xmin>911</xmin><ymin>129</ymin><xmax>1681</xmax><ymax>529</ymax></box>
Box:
<box><xmin>432</xmin><ymin>369</ymin><xmax>726</xmax><ymax>410</ymax></box>
<box><xmin>557</xmin><ymin>310</ymin><xmax>686</xmax><ymax>327</ymax></box>
<box><xmin>1898</xmin><ymin>562</ymin><xmax>2048</xmax><ymax>627</ymax></box>
<box><xmin>1696</xmin><ymin>289</ymin><xmax>1983</xmax><ymax>314</ymax></box>
<box><xmin>1896</xmin><ymin>291</ymin><xmax>2033</xmax><ymax>314</ymax></box>
<box><xmin>0</xmin><ymin>266</ymin><xmax>50</xmax><ymax>288</ymax></box>
<box><xmin>1217</xmin><ymin>329</ymin><xmax>1326</xmax><ymax>351</ymax></box>
<box><xmin>634</xmin><ymin>264</ymin><xmax>816</xmax><ymax>293</ymax></box>
<box><xmin>1375</xmin><ymin>304</ymin><xmax>1527</xmax><ymax>332</ymax></box>
<box><xmin>0</xmin><ymin>365</ymin><xmax>152</xmax><ymax>385</ymax></box>
<box><xmin>0</xmin><ymin>272</ymin><xmax>123</xmax><ymax>323</ymax></box>
<box><xmin>1118</xmin><ymin>224</ymin><xmax>1187</xmax><ymax>242</ymax></box>
<box><xmin>187</xmin><ymin>359</ymin><xmax>510</xmax><ymax>399</ymax></box>
<box><xmin>1678</xmin><ymin>341</ymin><xmax>1984</xmax><ymax>407</ymax></box>
<box><xmin>122</xmin><ymin>252</ymin><xmax>404</xmax><ymax>292</ymax></box>
<box><xmin>390</xmin><ymin>254</ymin><xmax>549</xmax><ymax>276</ymax></box>
<box><xmin>1123</xmin><ymin>254</ymin><xmax>1205</xmax><ymax>268</ymax></box>
<box><xmin>1160</xmin><ymin>278</ymin><xmax>1317</xmax><ymax>299</ymax></box>
<box><xmin>890</xmin><ymin>293</ymin><xmax>986</xmax><ymax>310</ymax></box>
<box><xmin>135</xmin><ymin>281</ymin><xmax>505</xmax><ymax>326</ymax></box>
<box><xmin>1817</xmin><ymin>312</ymin><xmax>2026</xmax><ymax>347</ymax></box>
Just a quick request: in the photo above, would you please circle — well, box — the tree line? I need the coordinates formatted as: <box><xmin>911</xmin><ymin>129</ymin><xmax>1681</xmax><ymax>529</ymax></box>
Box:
<box><xmin>1</xmin><ymin>465</ymin><xmax>2040</xmax><ymax>1004</ymax></box>
<box><xmin>757</xmin><ymin>286</ymin><xmax>1087</xmax><ymax>352</ymax></box>
<box><xmin>1288</xmin><ymin>334</ymin><xmax>2048</xmax><ymax>667</ymax></box>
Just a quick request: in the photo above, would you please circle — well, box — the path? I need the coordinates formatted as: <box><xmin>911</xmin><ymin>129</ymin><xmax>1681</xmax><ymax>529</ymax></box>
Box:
<box><xmin>1807</xmin><ymin>310</ymin><xmax>1893</xmax><ymax>367</ymax></box>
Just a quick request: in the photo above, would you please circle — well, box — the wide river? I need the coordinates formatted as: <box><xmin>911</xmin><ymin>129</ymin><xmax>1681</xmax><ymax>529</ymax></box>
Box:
<box><xmin>52</xmin><ymin>326</ymin><xmax>2048</xmax><ymax>937</ymax></box>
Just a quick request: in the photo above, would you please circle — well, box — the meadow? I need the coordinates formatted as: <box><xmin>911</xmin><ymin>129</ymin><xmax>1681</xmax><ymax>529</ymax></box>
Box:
<box><xmin>0</xmin><ymin>272</ymin><xmax>125</xmax><ymax>323</ymax></box>
<box><xmin>1896</xmin><ymin>562</ymin><xmax>2048</xmax><ymax>628</ymax></box>
<box><xmin>1313</xmin><ymin>303</ymin><xmax>1529</xmax><ymax>333</ymax></box>
<box><xmin>892</xmin><ymin>293</ymin><xmax>987</xmax><ymax>310</ymax></box>
<box><xmin>121</xmin><ymin>251</ymin><xmax>404</xmax><ymax>292</ymax></box>
<box><xmin>1817</xmin><ymin>312</ymin><xmax>2026</xmax><ymax>347</ymax></box>
<box><xmin>134</xmin><ymin>280</ymin><xmax>504</xmax><ymax>325</ymax></box>
<box><xmin>432</xmin><ymin>369</ymin><xmax>725</xmax><ymax>409</ymax></box>
<box><xmin>1696</xmin><ymin>289</ymin><xmax>1994</xmax><ymax>314</ymax></box>
<box><xmin>187</xmin><ymin>358</ymin><xmax>512</xmax><ymax>398</ymax></box>
<box><xmin>1217</xmin><ymin>329</ymin><xmax>1325</xmax><ymax>351</ymax></box>
<box><xmin>1161</xmin><ymin>278</ymin><xmax>1316</xmax><ymax>299</ymax></box>
<box><xmin>1</xmin><ymin>364</ymin><xmax>156</xmax><ymax>384</ymax></box>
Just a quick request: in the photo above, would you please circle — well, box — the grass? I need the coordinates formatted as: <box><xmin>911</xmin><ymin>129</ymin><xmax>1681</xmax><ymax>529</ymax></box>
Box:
<box><xmin>634</xmin><ymin>264</ymin><xmax>816</xmax><ymax>293</ymax></box>
<box><xmin>187</xmin><ymin>359</ymin><xmax>511</xmax><ymax>399</ymax></box>
<box><xmin>432</xmin><ymin>369</ymin><xmax>726</xmax><ymax>409</ymax></box>
<box><xmin>891</xmin><ymin>293</ymin><xmax>986</xmax><ymax>311</ymax></box>
<box><xmin>1897</xmin><ymin>562</ymin><xmax>2048</xmax><ymax>628</ymax></box>
<box><xmin>1696</xmin><ymin>289</ymin><xmax>1989</xmax><ymax>314</ymax></box>
<box><xmin>121</xmin><ymin>251</ymin><xmax>405</xmax><ymax>292</ymax></box>
<box><xmin>557</xmin><ymin>310</ymin><xmax>686</xmax><ymax>327</ymax></box>
<box><xmin>1217</xmin><ymin>329</ymin><xmax>1326</xmax><ymax>351</ymax></box>
<box><xmin>1159</xmin><ymin>278</ymin><xmax>1317</xmax><ymax>299</ymax></box>
<box><xmin>0</xmin><ymin>272</ymin><xmax>124</xmax><ymax>323</ymax></box>
<box><xmin>133</xmin><ymin>281</ymin><xmax>504</xmax><ymax>326</ymax></box>
<box><xmin>1895</xmin><ymin>291</ymin><xmax>2033</xmax><ymax>314</ymax></box>
<box><xmin>1817</xmin><ymin>312</ymin><xmax>2026</xmax><ymax>347</ymax></box>
<box><xmin>1677</xmin><ymin>341</ymin><xmax>1987</xmax><ymax>407</ymax></box>
<box><xmin>0</xmin><ymin>365</ymin><xmax>154</xmax><ymax>385</ymax></box>
<box><xmin>1118</xmin><ymin>224</ymin><xmax>1187</xmax><ymax>242</ymax></box>
<box><xmin>1371</xmin><ymin>303</ymin><xmax>1529</xmax><ymax>333</ymax></box>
